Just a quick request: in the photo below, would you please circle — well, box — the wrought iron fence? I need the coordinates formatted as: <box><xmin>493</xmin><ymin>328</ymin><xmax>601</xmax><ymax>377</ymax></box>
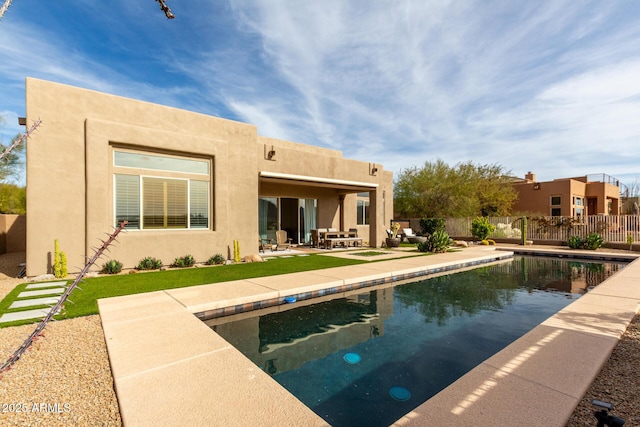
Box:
<box><xmin>444</xmin><ymin>215</ymin><xmax>640</xmax><ymax>243</ymax></box>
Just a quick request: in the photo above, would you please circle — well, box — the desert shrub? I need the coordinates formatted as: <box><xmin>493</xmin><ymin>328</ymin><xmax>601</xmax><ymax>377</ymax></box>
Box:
<box><xmin>567</xmin><ymin>235</ymin><xmax>584</xmax><ymax>249</ymax></box>
<box><xmin>493</xmin><ymin>223</ymin><xmax>522</xmax><ymax>239</ymax></box>
<box><xmin>419</xmin><ymin>218</ymin><xmax>445</xmax><ymax>236</ymax></box>
<box><xmin>471</xmin><ymin>217</ymin><xmax>495</xmax><ymax>241</ymax></box>
<box><xmin>417</xmin><ymin>230</ymin><xmax>451</xmax><ymax>253</ymax></box>
<box><xmin>173</xmin><ymin>254</ymin><xmax>195</xmax><ymax>268</ymax></box>
<box><xmin>137</xmin><ymin>256</ymin><xmax>163</xmax><ymax>270</ymax></box>
<box><xmin>101</xmin><ymin>259</ymin><xmax>123</xmax><ymax>274</ymax></box>
<box><xmin>584</xmin><ymin>233</ymin><xmax>604</xmax><ymax>250</ymax></box>
<box><xmin>207</xmin><ymin>254</ymin><xmax>226</xmax><ymax>265</ymax></box>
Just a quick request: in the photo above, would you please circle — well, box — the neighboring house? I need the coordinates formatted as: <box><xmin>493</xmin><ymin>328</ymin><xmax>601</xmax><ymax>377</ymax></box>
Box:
<box><xmin>511</xmin><ymin>172</ymin><xmax>622</xmax><ymax>217</ymax></box>
<box><xmin>23</xmin><ymin>78</ymin><xmax>393</xmax><ymax>276</ymax></box>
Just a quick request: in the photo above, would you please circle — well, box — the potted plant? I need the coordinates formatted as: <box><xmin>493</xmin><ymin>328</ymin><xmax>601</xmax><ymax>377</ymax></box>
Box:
<box><xmin>386</xmin><ymin>223</ymin><xmax>402</xmax><ymax>248</ymax></box>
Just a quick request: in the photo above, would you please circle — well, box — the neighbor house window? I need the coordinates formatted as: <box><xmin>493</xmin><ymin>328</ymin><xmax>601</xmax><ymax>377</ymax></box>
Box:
<box><xmin>357</xmin><ymin>192</ymin><xmax>370</xmax><ymax>225</ymax></box>
<box><xmin>572</xmin><ymin>196</ymin><xmax>584</xmax><ymax>219</ymax></box>
<box><xmin>114</xmin><ymin>150</ymin><xmax>211</xmax><ymax>230</ymax></box>
<box><xmin>550</xmin><ymin>195</ymin><xmax>561</xmax><ymax>216</ymax></box>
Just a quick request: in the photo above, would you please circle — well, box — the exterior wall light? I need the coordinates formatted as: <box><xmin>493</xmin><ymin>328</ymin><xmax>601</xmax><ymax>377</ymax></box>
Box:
<box><xmin>265</xmin><ymin>144</ymin><xmax>276</xmax><ymax>160</ymax></box>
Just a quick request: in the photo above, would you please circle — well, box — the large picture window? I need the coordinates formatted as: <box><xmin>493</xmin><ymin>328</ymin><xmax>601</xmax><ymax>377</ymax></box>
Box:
<box><xmin>114</xmin><ymin>150</ymin><xmax>211</xmax><ymax>230</ymax></box>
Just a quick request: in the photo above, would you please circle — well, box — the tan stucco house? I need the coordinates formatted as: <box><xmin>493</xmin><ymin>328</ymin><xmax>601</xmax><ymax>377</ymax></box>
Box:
<box><xmin>23</xmin><ymin>78</ymin><xmax>393</xmax><ymax>276</ymax></box>
<box><xmin>511</xmin><ymin>171</ymin><xmax>621</xmax><ymax>217</ymax></box>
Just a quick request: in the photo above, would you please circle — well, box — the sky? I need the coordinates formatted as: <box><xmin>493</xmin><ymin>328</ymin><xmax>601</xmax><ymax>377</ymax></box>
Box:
<box><xmin>1</xmin><ymin>0</ymin><xmax>640</xmax><ymax>188</ymax></box>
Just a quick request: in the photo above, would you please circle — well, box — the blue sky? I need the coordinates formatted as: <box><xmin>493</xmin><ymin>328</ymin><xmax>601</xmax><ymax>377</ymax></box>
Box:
<box><xmin>1</xmin><ymin>1</ymin><xmax>640</xmax><ymax>188</ymax></box>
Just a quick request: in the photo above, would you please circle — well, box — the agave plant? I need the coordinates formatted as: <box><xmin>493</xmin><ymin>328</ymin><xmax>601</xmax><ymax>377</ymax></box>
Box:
<box><xmin>418</xmin><ymin>230</ymin><xmax>452</xmax><ymax>253</ymax></box>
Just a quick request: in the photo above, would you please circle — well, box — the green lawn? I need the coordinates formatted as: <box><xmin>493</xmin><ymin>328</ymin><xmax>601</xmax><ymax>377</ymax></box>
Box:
<box><xmin>0</xmin><ymin>254</ymin><xmax>368</xmax><ymax>326</ymax></box>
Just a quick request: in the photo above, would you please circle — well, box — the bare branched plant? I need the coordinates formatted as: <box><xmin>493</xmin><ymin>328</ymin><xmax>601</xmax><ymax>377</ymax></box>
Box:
<box><xmin>0</xmin><ymin>0</ymin><xmax>12</xmax><ymax>20</ymax></box>
<box><xmin>0</xmin><ymin>220</ymin><xmax>128</xmax><ymax>376</ymax></box>
<box><xmin>0</xmin><ymin>119</ymin><xmax>41</xmax><ymax>162</ymax></box>
<box><xmin>155</xmin><ymin>0</ymin><xmax>175</xmax><ymax>19</ymax></box>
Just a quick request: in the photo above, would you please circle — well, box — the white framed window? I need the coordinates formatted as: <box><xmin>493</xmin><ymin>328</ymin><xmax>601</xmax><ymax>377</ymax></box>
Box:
<box><xmin>357</xmin><ymin>192</ymin><xmax>370</xmax><ymax>225</ymax></box>
<box><xmin>572</xmin><ymin>195</ymin><xmax>584</xmax><ymax>219</ymax></box>
<box><xmin>114</xmin><ymin>149</ymin><xmax>211</xmax><ymax>230</ymax></box>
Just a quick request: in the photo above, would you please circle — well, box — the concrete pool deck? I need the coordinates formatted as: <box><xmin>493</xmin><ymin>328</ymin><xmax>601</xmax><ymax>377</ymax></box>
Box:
<box><xmin>98</xmin><ymin>246</ymin><xmax>640</xmax><ymax>426</ymax></box>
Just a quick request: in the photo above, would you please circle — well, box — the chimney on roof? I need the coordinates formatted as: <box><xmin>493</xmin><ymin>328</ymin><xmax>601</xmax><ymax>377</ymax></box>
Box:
<box><xmin>525</xmin><ymin>171</ymin><xmax>536</xmax><ymax>182</ymax></box>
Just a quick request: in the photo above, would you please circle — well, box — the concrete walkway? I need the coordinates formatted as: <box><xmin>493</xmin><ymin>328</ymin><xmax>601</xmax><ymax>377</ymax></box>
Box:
<box><xmin>98</xmin><ymin>247</ymin><xmax>640</xmax><ymax>426</ymax></box>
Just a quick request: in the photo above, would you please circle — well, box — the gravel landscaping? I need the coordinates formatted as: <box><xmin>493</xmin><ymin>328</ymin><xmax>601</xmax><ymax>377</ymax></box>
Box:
<box><xmin>0</xmin><ymin>251</ymin><xmax>637</xmax><ymax>426</ymax></box>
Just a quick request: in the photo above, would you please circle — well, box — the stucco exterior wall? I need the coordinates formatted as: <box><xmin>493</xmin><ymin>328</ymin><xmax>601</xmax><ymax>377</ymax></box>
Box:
<box><xmin>24</xmin><ymin>78</ymin><xmax>393</xmax><ymax>275</ymax></box>
<box><xmin>0</xmin><ymin>214</ymin><xmax>26</xmax><ymax>254</ymax></box>
<box><xmin>512</xmin><ymin>179</ymin><xmax>574</xmax><ymax>215</ymax></box>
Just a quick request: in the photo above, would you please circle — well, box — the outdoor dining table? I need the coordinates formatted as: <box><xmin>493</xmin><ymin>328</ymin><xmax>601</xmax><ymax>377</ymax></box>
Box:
<box><xmin>320</xmin><ymin>230</ymin><xmax>356</xmax><ymax>239</ymax></box>
<box><xmin>320</xmin><ymin>230</ymin><xmax>360</xmax><ymax>249</ymax></box>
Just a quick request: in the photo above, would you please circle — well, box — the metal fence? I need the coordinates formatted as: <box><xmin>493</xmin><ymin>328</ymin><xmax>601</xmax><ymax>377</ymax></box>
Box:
<box><xmin>444</xmin><ymin>215</ymin><xmax>640</xmax><ymax>244</ymax></box>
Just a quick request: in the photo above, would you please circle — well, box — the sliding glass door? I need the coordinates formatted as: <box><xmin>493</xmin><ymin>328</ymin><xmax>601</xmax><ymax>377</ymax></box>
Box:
<box><xmin>258</xmin><ymin>198</ymin><xmax>278</xmax><ymax>242</ymax></box>
<box><xmin>259</xmin><ymin>197</ymin><xmax>317</xmax><ymax>244</ymax></box>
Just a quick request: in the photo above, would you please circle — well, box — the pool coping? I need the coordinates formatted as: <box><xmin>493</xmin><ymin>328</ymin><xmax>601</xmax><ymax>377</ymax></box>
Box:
<box><xmin>98</xmin><ymin>247</ymin><xmax>640</xmax><ymax>426</ymax></box>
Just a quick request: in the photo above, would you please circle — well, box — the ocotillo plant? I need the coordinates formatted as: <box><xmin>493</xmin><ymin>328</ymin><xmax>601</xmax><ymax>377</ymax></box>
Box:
<box><xmin>0</xmin><ymin>220</ymin><xmax>128</xmax><ymax>375</ymax></box>
<box><xmin>0</xmin><ymin>119</ymin><xmax>41</xmax><ymax>162</ymax></box>
<box><xmin>0</xmin><ymin>0</ymin><xmax>13</xmax><ymax>20</ymax></box>
<box><xmin>155</xmin><ymin>0</ymin><xmax>175</xmax><ymax>19</ymax></box>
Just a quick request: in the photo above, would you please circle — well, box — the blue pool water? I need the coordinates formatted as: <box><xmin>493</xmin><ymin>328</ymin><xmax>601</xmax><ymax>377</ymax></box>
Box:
<box><xmin>210</xmin><ymin>256</ymin><xmax>623</xmax><ymax>426</ymax></box>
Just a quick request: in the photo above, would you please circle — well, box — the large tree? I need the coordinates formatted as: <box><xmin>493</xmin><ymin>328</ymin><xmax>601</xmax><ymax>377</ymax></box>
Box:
<box><xmin>0</xmin><ymin>133</ymin><xmax>25</xmax><ymax>182</ymax></box>
<box><xmin>0</xmin><ymin>115</ymin><xmax>26</xmax><ymax>183</ymax></box>
<box><xmin>0</xmin><ymin>115</ymin><xmax>29</xmax><ymax>213</ymax></box>
<box><xmin>0</xmin><ymin>182</ymin><xmax>26</xmax><ymax>214</ymax></box>
<box><xmin>394</xmin><ymin>159</ymin><xmax>518</xmax><ymax>218</ymax></box>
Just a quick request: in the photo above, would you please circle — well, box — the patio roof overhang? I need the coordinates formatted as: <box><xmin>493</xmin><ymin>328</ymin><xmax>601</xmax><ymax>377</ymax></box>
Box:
<box><xmin>259</xmin><ymin>171</ymin><xmax>378</xmax><ymax>193</ymax></box>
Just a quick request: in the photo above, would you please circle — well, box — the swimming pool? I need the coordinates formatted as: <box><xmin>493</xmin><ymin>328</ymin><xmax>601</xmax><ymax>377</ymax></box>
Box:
<box><xmin>210</xmin><ymin>256</ymin><xmax>624</xmax><ymax>426</ymax></box>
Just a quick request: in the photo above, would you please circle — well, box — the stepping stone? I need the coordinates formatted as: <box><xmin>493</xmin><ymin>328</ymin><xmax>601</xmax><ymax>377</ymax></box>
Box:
<box><xmin>298</xmin><ymin>254</ymin><xmax>310</xmax><ymax>257</ymax></box>
<box><xmin>9</xmin><ymin>296</ymin><xmax>61</xmax><ymax>309</ymax></box>
<box><xmin>0</xmin><ymin>308</ymin><xmax>52</xmax><ymax>323</ymax></box>
<box><xmin>25</xmin><ymin>281</ymin><xmax>67</xmax><ymax>290</ymax></box>
<box><xmin>17</xmin><ymin>288</ymin><xmax>66</xmax><ymax>298</ymax></box>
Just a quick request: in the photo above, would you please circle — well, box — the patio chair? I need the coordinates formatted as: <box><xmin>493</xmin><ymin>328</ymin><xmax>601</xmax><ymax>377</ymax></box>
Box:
<box><xmin>403</xmin><ymin>228</ymin><xmax>415</xmax><ymax>242</ymax></box>
<box><xmin>275</xmin><ymin>230</ymin><xmax>292</xmax><ymax>251</ymax></box>
<box><xmin>316</xmin><ymin>228</ymin><xmax>328</xmax><ymax>248</ymax></box>
<box><xmin>259</xmin><ymin>235</ymin><xmax>276</xmax><ymax>253</ymax></box>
